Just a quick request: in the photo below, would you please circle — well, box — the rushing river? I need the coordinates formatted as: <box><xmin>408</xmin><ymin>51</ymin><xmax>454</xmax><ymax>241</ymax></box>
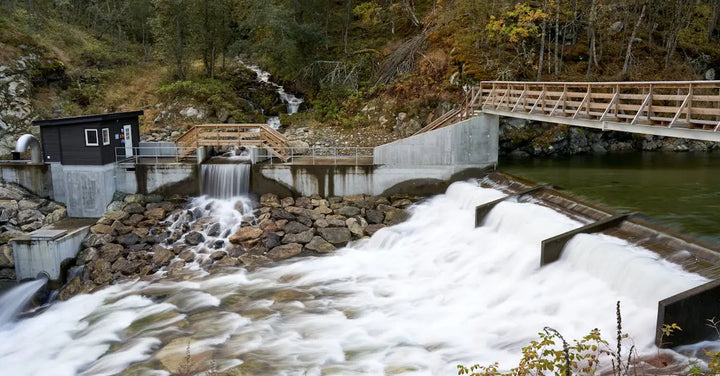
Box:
<box><xmin>0</xmin><ymin>181</ymin><xmax>710</xmax><ymax>375</ymax></box>
<box><xmin>501</xmin><ymin>152</ymin><xmax>720</xmax><ymax>245</ymax></box>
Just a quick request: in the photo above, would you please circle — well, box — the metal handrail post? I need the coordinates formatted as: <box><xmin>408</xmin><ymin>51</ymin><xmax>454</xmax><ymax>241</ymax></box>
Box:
<box><xmin>313</xmin><ymin>148</ymin><xmax>316</xmax><ymax>165</ymax></box>
<box><xmin>355</xmin><ymin>147</ymin><xmax>358</xmax><ymax>165</ymax></box>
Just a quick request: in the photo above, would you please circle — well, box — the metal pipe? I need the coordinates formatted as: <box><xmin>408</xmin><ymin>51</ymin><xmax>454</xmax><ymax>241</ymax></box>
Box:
<box><xmin>14</xmin><ymin>134</ymin><xmax>42</xmax><ymax>163</ymax></box>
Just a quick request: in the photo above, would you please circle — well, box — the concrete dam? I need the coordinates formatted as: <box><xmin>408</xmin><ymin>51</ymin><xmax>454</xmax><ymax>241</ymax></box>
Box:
<box><xmin>0</xmin><ymin>96</ymin><xmax>719</xmax><ymax>374</ymax></box>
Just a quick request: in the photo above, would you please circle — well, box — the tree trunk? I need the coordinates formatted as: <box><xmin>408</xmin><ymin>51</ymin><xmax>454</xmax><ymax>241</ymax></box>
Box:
<box><xmin>554</xmin><ymin>0</ymin><xmax>560</xmax><ymax>76</ymax></box>
<box><xmin>343</xmin><ymin>0</ymin><xmax>353</xmax><ymax>54</ymax></box>
<box><xmin>622</xmin><ymin>5</ymin><xmax>645</xmax><ymax>79</ymax></box>
<box><xmin>537</xmin><ymin>0</ymin><xmax>547</xmax><ymax>81</ymax></box>
<box><xmin>586</xmin><ymin>0</ymin><xmax>598</xmax><ymax>79</ymax></box>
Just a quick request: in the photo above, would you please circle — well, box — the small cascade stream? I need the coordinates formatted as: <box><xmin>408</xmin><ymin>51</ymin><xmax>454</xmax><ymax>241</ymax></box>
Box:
<box><xmin>0</xmin><ymin>181</ymin><xmax>711</xmax><ymax>375</ymax></box>
<box><xmin>238</xmin><ymin>59</ymin><xmax>304</xmax><ymax>129</ymax></box>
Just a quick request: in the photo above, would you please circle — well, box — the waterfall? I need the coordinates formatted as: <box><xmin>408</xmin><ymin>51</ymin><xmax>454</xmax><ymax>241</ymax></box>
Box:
<box><xmin>200</xmin><ymin>163</ymin><xmax>250</xmax><ymax>199</ymax></box>
<box><xmin>0</xmin><ymin>182</ymin><xmax>710</xmax><ymax>375</ymax></box>
<box><xmin>237</xmin><ymin>59</ymin><xmax>304</xmax><ymax>129</ymax></box>
<box><xmin>0</xmin><ymin>278</ymin><xmax>46</xmax><ymax>327</ymax></box>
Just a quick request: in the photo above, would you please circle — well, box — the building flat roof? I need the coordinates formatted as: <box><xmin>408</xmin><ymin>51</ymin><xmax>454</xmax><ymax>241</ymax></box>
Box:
<box><xmin>33</xmin><ymin>111</ymin><xmax>144</xmax><ymax>127</ymax></box>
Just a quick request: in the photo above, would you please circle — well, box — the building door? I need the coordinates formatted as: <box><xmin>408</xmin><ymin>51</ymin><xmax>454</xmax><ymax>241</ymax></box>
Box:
<box><xmin>123</xmin><ymin>124</ymin><xmax>133</xmax><ymax>157</ymax></box>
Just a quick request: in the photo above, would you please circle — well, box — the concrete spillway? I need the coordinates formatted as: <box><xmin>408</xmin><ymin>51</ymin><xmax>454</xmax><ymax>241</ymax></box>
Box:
<box><xmin>200</xmin><ymin>162</ymin><xmax>251</xmax><ymax>199</ymax></box>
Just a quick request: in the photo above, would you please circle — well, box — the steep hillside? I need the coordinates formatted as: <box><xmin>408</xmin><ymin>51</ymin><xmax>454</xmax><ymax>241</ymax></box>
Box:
<box><xmin>1</xmin><ymin>1</ymin><xmax>720</xmax><ymax>156</ymax></box>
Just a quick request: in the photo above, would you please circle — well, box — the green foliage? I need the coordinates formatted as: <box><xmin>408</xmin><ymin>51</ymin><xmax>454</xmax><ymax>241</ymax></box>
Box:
<box><xmin>486</xmin><ymin>3</ymin><xmax>548</xmax><ymax>44</ymax></box>
<box><xmin>458</xmin><ymin>327</ymin><xmax>609</xmax><ymax>376</ymax></box>
<box><xmin>157</xmin><ymin>79</ymin><xmax>236</xmax><ymax>113</ymax></box>
<box><xmin>80</xmin><ymin>44</ymin><xmax>137</xmax><ymax>69</ymax></box>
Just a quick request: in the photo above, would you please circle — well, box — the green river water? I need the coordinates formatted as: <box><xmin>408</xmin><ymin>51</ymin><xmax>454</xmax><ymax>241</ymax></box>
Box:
<box><xmin>501</xmin><ymin>152</ymin><xmax>720</xmax><ymax>245</ymax></box>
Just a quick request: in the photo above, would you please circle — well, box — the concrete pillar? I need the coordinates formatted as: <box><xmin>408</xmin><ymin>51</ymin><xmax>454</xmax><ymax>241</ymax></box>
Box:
<box><xmin>197</xmin><ymin>146</ymin><xmax>209</xmax><ymax>164</ymax></box>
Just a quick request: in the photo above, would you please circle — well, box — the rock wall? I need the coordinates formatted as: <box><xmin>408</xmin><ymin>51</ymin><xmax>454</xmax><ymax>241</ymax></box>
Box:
<box><xmin>0</xmin><ymin>181</ymin><xmax>67</xmax><ymax>280</ymax></box>
<box><xmin>0</xmin><ymin>51</ymin><xmax>65</xmax><ymax>157</ymax></box>
<box><xmin>500</xmin><ymin>119</ymin><xmax>720</xmax><ymax>157</ymax></box>
<box><xmin>59</xmin><ymin>192</ymin><xmax>418</xmax><ymax>300</ymax></box>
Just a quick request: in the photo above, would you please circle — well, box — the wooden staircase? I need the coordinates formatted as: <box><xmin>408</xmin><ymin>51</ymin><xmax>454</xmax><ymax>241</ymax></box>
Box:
<box><xmin>175</xmin><ymin>124</ymin><xmax>291</xmax><ymax>161</ymax></box>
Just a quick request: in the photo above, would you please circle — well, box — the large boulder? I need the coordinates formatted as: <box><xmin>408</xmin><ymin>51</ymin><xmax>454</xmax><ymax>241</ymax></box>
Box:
<box><xmin>282</xmin><ymin>229</ymin><xmax>314</xmax><ymax>244</ymax></box>
<box><xmin>229</xmin><ymin>227</ymin><xmax>263</xmax><ymax>244</ymax></box>
<box><xmin>152</xmin><ymin>246</ymin><xmax>175</xmax><ymax>266</ymax></box>
<box><xmin>305</xmin><ymin>236</ymin><xmax>335</xmax><ymax>253</ymax></box>
<box><xmin>184</xmin><ymin>231</ymin><xmax>205</xmax><ymax>245</ymax></box>
<box><xmin>318</xmin><ymin>227</ymin><xmax>351</xmax><ymax>246</ymax></box>
<box><xmin>267</xmin><ymin>243</ymin><xmax>303</xmax><ymax>260</ymax></box>
<box><xmin>0</xmin><ymin>244</ymin><xmax>13</xmax><ymax>267</ymax></box>
<box><xmin>99</xmin><ymin>243</ymin><xmax>124</xmax><ymax>263</ymax></box>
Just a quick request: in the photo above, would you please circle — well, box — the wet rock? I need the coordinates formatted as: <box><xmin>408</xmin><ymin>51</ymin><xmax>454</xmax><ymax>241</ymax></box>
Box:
<box><xmin>280</xmin><ymin>197</ymin><xmax>294</xmax><ymax>207</ymax></box>
<box><xmin>17</xmin><ymin>209</ymin><xmax>43</xmax><ymax>224</ymax></box>
<box><xmin>268</xmin><ymin>243</ymin><xmax>303</xmax><ymax>260</ymax></box>
<box><xmin>378</xmin><ymin>204</ymin><xmax>409</xmax><ymax>226</ymax></box>
<box><xmin>314</xmin><ymin>218</ymin><xmax>329</xmax><ymax>228</ymax></box>
<box><xmin>178</xmin><ymin>250</ymin><xmax>195</xmax><ymax>262</ymax></box>
<box><xmin>111</xmin><ymin>220</ymin><xmax>133</xmax><ymax>235</ymax></box>
<box><xmin>105</xmin><ymin>211</ymin><xmax>130</xmax><ymax>222</ymax></box>
<box><xmin>260</xmin><ymin>193</ymin><xmax>281</xmax><ymax>208</ymax></box>
<box><xmin>83</xmin><ymin>234</ymin><xmax>114</xmax><ymax>248</ymax></box>
<box><xmin>295</xmin><ymin>197</ymin><xmax>312</xmax><ymax>208</ymax></box>
<box><xmin>229</xmin><ymin>227</ymin><xmax>263</xmax><ymax>244</ymax></box>
<box><xmin>166</xmin><ymin>260</ymin><xmax>186</xmax><ymax>277</ymax></box>
<box><xmin>239</xmin><ymin>254</ymin><xmax>272</xmax><ymax>267</ymax></box>
<box><xmin>112</xmin><ymin>258</ymin><xmax>143</xmax><ymax>275</ymax></box>
<box><xmin>152</xmin><ymin>246</ymin><xmax>175</xmax><ymax>266</ymax></box>
<box><xmin>365</xmin><ymin>224</ymin><xmax>386</xmax><ymax>235</ymax></box>
<box><xmin>0</xmin><ymin>268</ymin><xmax>15</xmax><ymax>279</ymax></box>
<box><xmin>282</xmin><ymin>229</ymin><xmax>314</xmax><ymax>244</ymax></box>
<box><xmin>346</xmin><ymin>217</ymin><xmax>367</xmax><ymax>237</ymax></box>
<box><xmin>325</xmin><ymin>215</ymin><xmax>347</xmax><ymax>227</ymax></box>
<box><xmin>145</xmin><ymin>207</ymin><xmax>166</xmax><ymax>219</ymax></box>
<box><xmin>124</xmin><ymin>194</ymin><xmax>146</xmax><ymax>205</ymax></box>
<box><xmin>206</xmin><ymin>222</ymin><xmax>221</xmax><ymax>237</ymax></box>
<box><xmin>100</xmin><ymin>243</ymin><xmax>124</xmax><ymax>263</ymax></box>
<box><xmin>90</xmin><ymin>223</ymin><xmax>113</xmax><ymax>235</ymax></box>
<box><xmin>270</xmin><ymin>208</ymin><xmax>295</xmax><ymax>221</ymax></box>
<box><xmin>313</xmin><ymin>205</ymin><xmax>332</xmax><ymax>215</ymax></box>
<box><xmin>90</xmin><ymin>259</ymin><xmax>112</xmax><ymax>284</ymax></box>
<box><xmin>264</xmin><ymin>231</ymin><xmax>282</xmax><ymax>249</ymax></box>
<box><xmin>318</xmin><ymin>227</ymin><xmax>351</xmax><ymax>246</ymax></box>
<box><xmin>123</xmin><ymin>203</ymin><xmax>145</xmax><ymax>214</ymax></box>
<box><xmin>123</xmin><ymin>214</ymin><xmax>145</xmax><ymax>226</ymax></box>
<box><xmin>335</xmin><ymin>206</ymin><xmax>360</xmax><ymax>217</ymax></box>
<box><xmin>284</xmin><ymin>221</ymin><xmax>310</xmax><ymax>234</ymax></box>
<box><xmin>213</xmin><ymin>256</ymin><xmax>239</xmax><ymax>267</ymax></box>
<box><xmin>210</xmin><ymin>250</ymin><xmax>227</xmax><ymax>260</ymax></box>
<box><xmin>76</xmin><ymin>247</ymin><xmax>98</xmax><ymax>265</ymax></box>
<box><xmin>365</xmin><ymin>209</ymin><xmax>384</xmax><ymax>224</ymax></box>
<box><xmin>184</xmin><ymin>231</ymin><xmax>205</xmax><ymax>245</ymax></box>
<box><xmin>118</xmin><ymin>232</ymin><xmax>140</xmax><ymax>246</ymax></box>
<box><xmin>305</xmin><ymin>236</ymin><xmax>336</xmax><ymax>253</ymax></box>
<box><xmin>296</xmin><ymin>216</ymin><xmax>313</xmax><ymax>227</ymax></box>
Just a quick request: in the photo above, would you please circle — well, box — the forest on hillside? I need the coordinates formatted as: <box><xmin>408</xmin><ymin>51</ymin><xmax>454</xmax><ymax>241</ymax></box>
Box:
<box><xmin>2</xmin><ymin>0</ymin><xmax>720</xmax><ymax>128</ymax></box>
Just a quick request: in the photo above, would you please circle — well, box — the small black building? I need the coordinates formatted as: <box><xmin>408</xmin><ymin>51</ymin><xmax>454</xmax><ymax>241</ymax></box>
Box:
<box><xmin>33</xmin><ymin>111</ymin><xmax>142</xmax><ymax>165</ymax></box>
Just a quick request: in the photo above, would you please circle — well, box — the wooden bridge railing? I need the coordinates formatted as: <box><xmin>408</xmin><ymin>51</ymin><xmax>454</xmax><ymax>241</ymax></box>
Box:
<box><xmin>414</xmin><ymin>80</ymin><xmax>720</xmax><ymax>136</ymax></box>
<box><xmin>175</xmin><ymin>124</ymin><xmax>291</xmax><ymax>160</ymax></box>
<box><xmin>472</xmin><ymin>81</ymin><xmax>720</xmax><ymax>131</ymax></box>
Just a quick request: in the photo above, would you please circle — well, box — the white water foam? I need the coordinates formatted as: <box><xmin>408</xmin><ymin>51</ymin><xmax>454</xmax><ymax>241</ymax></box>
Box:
<box><xmin>0</xmin><ymin>181</ymin><xmax>709</xmax><ymax>375</ymax></box>
<box><xmin>0</xmin><ymin>278</ymin><xmax>46</xmax><ymax>327</ymax></box>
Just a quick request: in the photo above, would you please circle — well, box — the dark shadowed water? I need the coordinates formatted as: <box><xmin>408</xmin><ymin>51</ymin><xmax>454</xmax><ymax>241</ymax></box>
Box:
<box><xmin>501</xmin><ymin>152</ymin><xmax>720</xmax><ymax>244</ymax></box>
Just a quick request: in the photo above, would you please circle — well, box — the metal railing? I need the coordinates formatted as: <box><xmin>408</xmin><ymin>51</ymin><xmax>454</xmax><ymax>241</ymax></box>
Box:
<box><xmin>255</xmin><ymin>146</ymin><xmax>375</xmax><ymax>166</ymax></box>
<box><xmin>115</xmin><ymin>146</ymin><xmax>197</xmax><ymax>165</ymax></box>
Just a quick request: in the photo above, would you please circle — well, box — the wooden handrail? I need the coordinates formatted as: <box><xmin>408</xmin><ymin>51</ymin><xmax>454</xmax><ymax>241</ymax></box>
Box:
<box><xmin>175</xmin><ymin>123</ymin><xmax>291</xmax><ymax>161</ymax></box>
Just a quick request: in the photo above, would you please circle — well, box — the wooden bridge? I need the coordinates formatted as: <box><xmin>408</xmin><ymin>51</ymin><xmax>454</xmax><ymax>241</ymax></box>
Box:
<box><xmin>175</xmin><ymin>123</ymin><xmax>290</xmax><ymax>160</ymax></box>
<box><xmin>417</xmin><ymin>80</ymin><xmax>720</xmax><ymax>142</ymax></box>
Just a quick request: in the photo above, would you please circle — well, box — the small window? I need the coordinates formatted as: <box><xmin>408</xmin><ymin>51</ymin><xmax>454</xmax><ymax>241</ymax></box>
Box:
<box><xmin>85</xmin><ymin>129</ymin><xmax>99</xmax><ymax>146</ymax></box>
<box><xmin>102</xmin><ymin>128</ymin><xmax>110</xmax><ymax>145</ymax></box>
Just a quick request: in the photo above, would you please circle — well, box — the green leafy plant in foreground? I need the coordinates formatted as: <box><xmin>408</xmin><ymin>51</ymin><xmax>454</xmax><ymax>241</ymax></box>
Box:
<box><xmin>458</xmin><ymin>301</ymin><xmax>637</xmax><ymax>376</ymax></box>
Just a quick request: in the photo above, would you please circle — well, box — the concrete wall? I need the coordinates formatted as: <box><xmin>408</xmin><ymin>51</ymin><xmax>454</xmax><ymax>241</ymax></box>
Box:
<box><xmin>50</xmin><ymin>163</ymin><xmax>116</xmax><ymax>218</ymax></box>
<box><xmin>373</xmin><ymin>114</ymin><xmax>499</xmax><ymax>167</ymax></box>
<box><xmin>115</xmin><ymin>163</ymin><xmax>199</xmax><ymax>196</ymax></box>
<box><xmin>12</xmin><ymin>225</ymin><xmax>90</xmax><ymax>280</ymax></box>
<box><xmin>255</xmin><ymin>164</ymin><xmax>490</xmax><ymax>197</ymax></box>
<box><xmin>0</xmin><ymin>163</ymin><xmax>52</xmax><ymax>198</ymax></box>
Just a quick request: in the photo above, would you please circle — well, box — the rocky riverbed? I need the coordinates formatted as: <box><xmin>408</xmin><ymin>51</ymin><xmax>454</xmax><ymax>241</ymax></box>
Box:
<box><xmin>0</xmin><ymin>182</ymin><xmax>67</xmax><ymax>280</ymax></box>
<box><xmin>59</xmin><ymin>192</ymin><xmax>417</xmax><ymax>300</ymax></box>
